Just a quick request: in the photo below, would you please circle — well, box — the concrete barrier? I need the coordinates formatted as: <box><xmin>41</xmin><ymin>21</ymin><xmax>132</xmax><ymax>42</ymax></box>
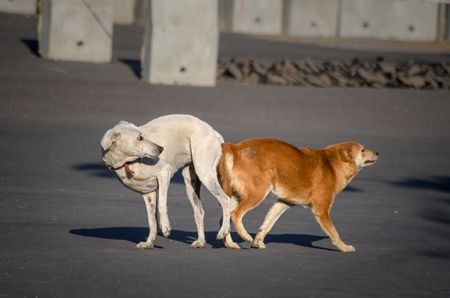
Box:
<box><xmin>340</xmin><ymin>0</ymin><xmax>439</xmax><ymax>41</ymax></box>
<box><xmin>0</xmin><ymin>0</ymin><xmax>36</xmax><ymax>15</ymax></box>
<box><xmin>284</xmin><ymin>0</ymin><xmax>339</xmax><ymax>37</ymax></box>
<box><xmin>113</xmin><ymin>0</ymin><xmax>135</xmax><ymax>25</ymax></box>
<box><xmin>223</xmin><ymin>0</ymin><xmax>283</xmax><ymax>35</ymax></box>
<box><xmin>38</xmin><ymin>0</ymin><xmax>113</xmax><ymax>63</ymax></box>
<box><xmin>141</xmin><ymin>0</ymin><xmax>219</xmax><ymax>86</ymax></box>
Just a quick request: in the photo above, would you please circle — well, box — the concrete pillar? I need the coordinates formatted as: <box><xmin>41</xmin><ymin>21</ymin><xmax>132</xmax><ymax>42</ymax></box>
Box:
<box><xmin>113</xmin><ymin>0</ymin><xmax>135</xmax><ymax>25</ymax></box>
<box><xmin>134</xmin><ymin>0</ymin><xmax>148</xmax><ymax>27</ymax></box>
<box><xmin>0</xmin><ymin>0</ymin><xmax>36</xmax><ymax>15</ymax></box>
<box><xmin>284</xmin><ymin>0</ymin><xmax>339</xmax><ymax>37</ymax></box>
<box><xmin>38</xmin><ymin>0</ymin><xmax>113</xmax><ymax>63</ymax></box>
<box><xmin>340</xmin><ymin>0</ymin><xmax>438</xmax><ymax>41</ymax></box>
<box><xmin>141</xmin><ymin>0</ymin><xmax>219</xmax><ymax>87</ymax></box>
<box><xmin>224</xmin><ymin>0</ymin><xmax>283</xmax><ymax>35</ymax></box>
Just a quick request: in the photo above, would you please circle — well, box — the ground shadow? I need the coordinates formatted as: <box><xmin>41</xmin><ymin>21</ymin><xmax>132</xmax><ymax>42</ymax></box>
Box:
<box><xmin>70</xmin><ymin>227</ymin><xmax>148</xmax><ymax>244</ymax></box>
<box><xmin>21</xmin><ymin>39</ymin><xmax>40</xmax><ymax>57</ymax></box>
<box><xmin>69</xmin><ymin>227</ymin><xmax>227</xmax><ymax>248</ymax></box>
<box><xmin>69</xmin><ymin>227</ymin><xmax>332</xmax><ymax>250</ymax></box>
<box><xmin>390</xmin><ymin>176</ymin><xmax>450</xmax><ymax>230</ymax></box>
<box><xmin>264</xmin><ymin>233</ymin><xmax>334</xmax><ymax>251</ymax></box>
<box><xmin>390</xmin><ymin>175</ymin><xmax>450</xmax><ymax>194</ymax></box>
<box><xmin>342</xmin><ymin>185</ymin><xmax>361</xmax><ymax>192</ymax></box>
<box><xmin>119</xmin><ymin>59</ymin><xmax>141</xmax><ymax>79</ymax></box>
<box><xmin>72</xmin><ymin>162</ymin><xmax>114</xmax><ymax>179</ymax></box>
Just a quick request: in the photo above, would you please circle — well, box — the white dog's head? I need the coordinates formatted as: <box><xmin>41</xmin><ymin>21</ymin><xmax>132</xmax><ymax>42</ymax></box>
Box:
<box><xmin>101</xmin><ymin>121</ymin><xmax>164</xmax><ymax>169</ymax></box>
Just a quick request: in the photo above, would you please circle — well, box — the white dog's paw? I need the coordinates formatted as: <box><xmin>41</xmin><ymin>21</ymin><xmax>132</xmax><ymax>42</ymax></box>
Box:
<box><xmin>160</xmin><ymin>226</ymin><xmax>171</xmax><ymax>238</ymax></box>
<box><xmin>190</xmin><ymin>239</ymin><xmax>206</xmax><ymax>248</ymax></box>
<box><xmin>216</xmin><ymin>227</ymin><xmax>230</xmax><ymax>240</ymax></box>
<box><xmin>135</xmin><ymin>241</ymin><xmax>154</xmax><ymax>250</ymax></box>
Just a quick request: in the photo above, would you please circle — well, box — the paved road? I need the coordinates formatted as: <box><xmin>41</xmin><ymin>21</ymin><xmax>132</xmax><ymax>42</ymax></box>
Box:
<box><xmin>1</xmin><ymin>13</ymin><xmax>449</xmax><ymax>297</ymax></box>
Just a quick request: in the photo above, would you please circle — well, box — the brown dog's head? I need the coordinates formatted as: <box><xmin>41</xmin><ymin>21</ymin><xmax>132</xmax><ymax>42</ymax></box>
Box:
<box><xmin>101</xmin><ymin>121</ymin><xmax>164</xmax><ymax>169</ymax></box>
<box><xmin>336</xmin><ymin>142</ymin><xmax>378</xmax><ymax>171</ymax></box>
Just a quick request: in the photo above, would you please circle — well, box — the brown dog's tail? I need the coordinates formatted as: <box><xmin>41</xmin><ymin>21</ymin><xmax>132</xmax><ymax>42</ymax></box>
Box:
<box><xmin>217</xmin><ymin>142</ymin><xmax>234</xmax><ymax>197</ymax></box>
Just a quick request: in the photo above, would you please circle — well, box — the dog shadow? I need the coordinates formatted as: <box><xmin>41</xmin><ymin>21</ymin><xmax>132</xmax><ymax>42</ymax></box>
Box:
<box><xmin>264</xmin><ymin>233</ymin><xmax>335</xmax><ymax>251</ymax></box>
<box><xmin>69</xmin><ymin>227</ymin><xmax>333</xmax><ymax>250</ymax></box>
<box><xmin>69</xmin><ymin>227</ymin><xmax>228</xmax><ymax>249</ymax></box>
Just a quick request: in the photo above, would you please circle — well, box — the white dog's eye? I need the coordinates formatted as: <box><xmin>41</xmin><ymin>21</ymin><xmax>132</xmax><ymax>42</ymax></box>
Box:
<box><xmin>137</xmin><ymin>136</ymin><xmax>144</xmax><ymax>141</ymax></box>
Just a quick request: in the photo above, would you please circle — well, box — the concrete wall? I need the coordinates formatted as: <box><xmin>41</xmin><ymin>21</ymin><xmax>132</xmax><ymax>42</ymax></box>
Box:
<box><xmin>224</xmin><ymin>0</ymin><xmax>283</xmax><ymax>35</ymax></box>
<box><xmin>0</xmin><ymin>0</ymin><xmax>36</xmax><ymax>15</ymax></box>
<box><xmin>340</xmin><ymin>0</ymin><xmax>439</xmax><ymax>41</ymax></box>
<box><xmin>38</xmin><ymin>0</ymin><xmax>113</xmax><ymax>63</ymax></box>
<box><xmin>284</xmin><ymin>0</ymin><xmax>339</xmax><ymax>38</ymax></box>
<box><xmin>220</xmin><ymin>0</ymin><xmax>442</xmax><ymax>41</ymax></box>
<box><xmin>141</xmin><ymin>0</ymin><xmax>219</xmax><ymax>86</ymax></box>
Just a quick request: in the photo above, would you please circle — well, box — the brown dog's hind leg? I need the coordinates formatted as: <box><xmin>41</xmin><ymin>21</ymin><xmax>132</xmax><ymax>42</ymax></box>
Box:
<box><xmin>232</xmin><ymin>187</ymin><xmax>270</xmax><ymax>243</ymax></box>
<box><xmin>312</xmin><ymin>207</ymin><xmax>355</xmax><ymax>252</ymax></box>
<box><xmin>252</xmin><ymin>200</ymin><xmax>293</xmax><ymax>249</ymax></box>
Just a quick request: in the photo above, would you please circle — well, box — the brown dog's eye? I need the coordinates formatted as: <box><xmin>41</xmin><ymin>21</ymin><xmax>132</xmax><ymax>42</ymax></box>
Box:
<box><xmin>137</xmin><ymin>136</ymin><xmax>143</xmax><ymax>141</ymax></box>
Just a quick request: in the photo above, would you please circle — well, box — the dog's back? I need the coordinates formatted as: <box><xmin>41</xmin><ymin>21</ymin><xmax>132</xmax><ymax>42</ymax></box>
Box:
<box><xmin>218</xmin><ymin>138</ymin><xmax>333</xmax><ymax>205</ymax></box>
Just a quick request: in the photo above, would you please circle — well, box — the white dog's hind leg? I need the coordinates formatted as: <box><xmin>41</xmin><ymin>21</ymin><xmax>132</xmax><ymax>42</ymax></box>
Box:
<box><xmin>136</xmin><ymin>192</ymin><xmax>157</xmax><ymax>249</ymax></box>
<box><xmin>182</xmin><ymin>164</ymin><xmax>206</xmax><ymax>248</ymax></box>
<box><xmin>156</xmin><ymin>169</ymin><xmax>172</xmax><ymax>238</ymax></box>
<box><xmin>222</xmin><ymin>196</ymin><xmax>241</xmax><ymax>249</ymax></box>
<box><xmin>189</xmin><ymin>134</ymin><xmax>231</xmax><ymax>240</ymax></box>
<box><xmin>202</xmin><ymin>178</ymin><xmax>231</xmax><ymax>240</ymax></box>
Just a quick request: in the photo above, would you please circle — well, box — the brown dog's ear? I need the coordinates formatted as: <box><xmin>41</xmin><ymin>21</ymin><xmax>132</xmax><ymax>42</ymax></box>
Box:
<box><xmin>340</xmin><ymin>148</ymin><xmax>355</xmax><ymax>162</ymax></box>
<box><xmin>101</xmin><ymin>130</ymin><xmax>121</xmax><ymax>151</ymax></box>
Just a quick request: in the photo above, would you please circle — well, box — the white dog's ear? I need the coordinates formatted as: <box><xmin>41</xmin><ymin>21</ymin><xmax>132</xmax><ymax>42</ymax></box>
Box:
<box><xmin>101</xmin><ymin>130</ymin><xmax>122</xmax><ymax>151</ymax></box>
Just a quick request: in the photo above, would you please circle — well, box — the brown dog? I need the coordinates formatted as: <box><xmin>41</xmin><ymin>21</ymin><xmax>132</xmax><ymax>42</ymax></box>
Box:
<box><xmin>217</xmin><ymin>138</ymin><xmax>378</xmax><ymax>252</ymax></box>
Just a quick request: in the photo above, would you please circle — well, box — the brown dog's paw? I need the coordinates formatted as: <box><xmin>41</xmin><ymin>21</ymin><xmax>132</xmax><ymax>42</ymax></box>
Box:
<box><xmin>136</xmin><ymin>241</ymin><xmax>154</xmax><ymax>250</ymax></box>
<box><xmin>251</xmin><ymin>240</ymin><xmax>266</xmax><ymax>249</ymax></box>
<box><xmin>339</xmin><ymin>244</ymin><xmax>356</xmax><ymax>252</ymax></box>
<box><xmin>224</xmin><ymin>241</ymin><xmax>242</xmax><ymax>249</ymax></box>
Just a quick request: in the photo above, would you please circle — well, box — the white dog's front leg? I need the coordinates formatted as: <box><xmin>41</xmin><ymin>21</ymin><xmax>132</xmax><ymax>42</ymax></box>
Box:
<box><xmin>156</xmin><ymin>169</ymin><xmax>172</xmax><ymax>238</ymax></box>
<box><xmin>136</xmin><ymin>192</ymin><xmax>157</xmax><ymax>249</ymax></box>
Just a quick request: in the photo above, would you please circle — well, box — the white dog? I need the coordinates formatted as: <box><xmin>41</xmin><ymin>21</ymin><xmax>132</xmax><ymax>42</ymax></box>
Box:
<box><xmin>101</xmin><ymin>114</ymin><xmax>231</xmax><ymax>249</ymax></box>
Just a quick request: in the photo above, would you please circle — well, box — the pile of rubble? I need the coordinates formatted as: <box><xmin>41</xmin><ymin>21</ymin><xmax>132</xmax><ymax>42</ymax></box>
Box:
<box><xmin>217</xmin><ymin>57</ymin><xmax>450</xmax><ymax>90</ymax></box>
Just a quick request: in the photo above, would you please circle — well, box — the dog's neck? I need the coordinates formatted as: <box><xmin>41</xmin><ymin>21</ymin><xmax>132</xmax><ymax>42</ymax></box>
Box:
<box><xmin>105</xmin><ymin>162</ymin><xmax>135</xmax><ymax>175</ymax></box>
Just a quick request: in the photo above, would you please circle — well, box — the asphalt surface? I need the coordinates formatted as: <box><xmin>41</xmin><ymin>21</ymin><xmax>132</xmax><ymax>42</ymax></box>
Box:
<box><xmin>1</xmin><ymin>13</ymin><xmax>450</xmax><ymax>298</ymax></box>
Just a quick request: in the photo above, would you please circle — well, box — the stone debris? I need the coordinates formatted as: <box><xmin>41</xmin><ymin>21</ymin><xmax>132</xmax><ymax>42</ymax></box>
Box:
<box><xmin>217</xmin><ymin>57</ymin><xmax>450</xmax><ymax>90</ymax></box>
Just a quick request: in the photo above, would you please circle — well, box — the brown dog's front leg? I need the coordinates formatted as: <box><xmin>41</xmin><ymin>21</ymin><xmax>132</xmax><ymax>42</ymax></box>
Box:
<box><xmin>252</xmin><ymin>200</ymin><xmax>292</xmax><ymax>249</ymax></box>
<box><xmin>312</xmin><ymin>208</ymin><xmax>355</xmax><ymax>252</ymax></box>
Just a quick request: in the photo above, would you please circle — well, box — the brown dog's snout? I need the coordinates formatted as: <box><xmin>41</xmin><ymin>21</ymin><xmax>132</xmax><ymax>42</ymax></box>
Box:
<box><xmin>158</xmin><ymin>146</ymin><xmax>164</xmax><ymax>153</ymax></box>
